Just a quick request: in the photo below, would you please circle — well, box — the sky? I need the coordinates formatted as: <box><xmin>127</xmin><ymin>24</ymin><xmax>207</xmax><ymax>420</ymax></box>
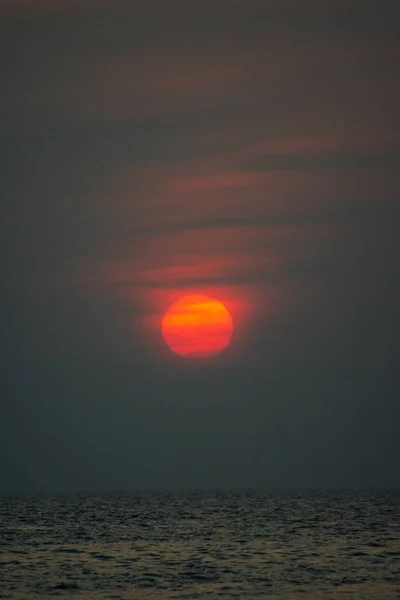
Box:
<box><xmin>1</xmin><ymin>0</ymin><xmax>399</xmax><ymax>493</ymax></box>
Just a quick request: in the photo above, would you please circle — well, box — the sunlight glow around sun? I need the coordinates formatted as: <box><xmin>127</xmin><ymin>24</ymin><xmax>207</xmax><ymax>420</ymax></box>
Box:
<box><xmin>161</xmin><ymin>295</ymin><xmax>233</xmax><ymax>358</ymax></box>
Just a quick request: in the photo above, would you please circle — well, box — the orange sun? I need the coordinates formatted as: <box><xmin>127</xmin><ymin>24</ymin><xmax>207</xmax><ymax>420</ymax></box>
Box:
<box><xmin>161</xmin><ymin>295</ymin><xmax>233</xmax><ymax>359</ymax></box>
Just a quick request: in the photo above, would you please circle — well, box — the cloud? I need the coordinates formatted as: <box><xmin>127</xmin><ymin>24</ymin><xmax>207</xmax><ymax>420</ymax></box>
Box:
<box><xmin>166</xmin><ymin>171</ymin><xmax>268</xmax><ymax>193</ymax></box>
<box><xmin>0</xmin><ymin>0</ymin><xmax>128</xmax><ymax>13</ymax></box>
<box><xmin>4</xmin><ymin>0</ymin><xmax>398</xmax><ymax>134</ymax></box>
<box><xmin>0</xmin><ymin>0</ymin><xmax>341</xmax><ymax>15</ymax></box>
<box><xmin>70</xmin><ymin>59</ymin><xmax>244</xmax><ymax>118</ymax></box>
<box><xmin>253</xmin><ymin>132</ymin><xmax>400</xmax><ymax>156</ymax></box>
<box><xmin>248</xmin><ymin>132</ymin><xmax>400</xmax><ymax>171</ymax></box>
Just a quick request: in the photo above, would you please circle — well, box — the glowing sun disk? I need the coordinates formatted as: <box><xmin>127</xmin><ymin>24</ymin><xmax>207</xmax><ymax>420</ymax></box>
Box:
<box><xmin>161</xmin><ymin>295</ymin><xmax>233</xmax><ymax>358</ymax></box>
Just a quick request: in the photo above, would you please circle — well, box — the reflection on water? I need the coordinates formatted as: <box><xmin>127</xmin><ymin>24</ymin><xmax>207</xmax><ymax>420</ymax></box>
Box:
<box><xmin>1</xmin><ymin>491</ymin><xmax>399</xmax><ymax>599</ymax></box>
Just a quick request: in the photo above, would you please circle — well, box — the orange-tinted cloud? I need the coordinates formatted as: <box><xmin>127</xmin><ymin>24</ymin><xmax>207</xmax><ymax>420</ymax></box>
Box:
<box><xmin>165</xmin><ymin>171</ymin><xmax>268</xmax><ymax>193</ymax></box>
<box><xmin>251</xmin><ymin>132</ymin><xmax>400</xmax><ymax>158</ymax></box>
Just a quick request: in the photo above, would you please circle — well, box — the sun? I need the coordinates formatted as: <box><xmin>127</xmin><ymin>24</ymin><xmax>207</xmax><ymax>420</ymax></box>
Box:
<box><xmin>161</xmin><ymin>295</ymin><xmax>233</xmax><ymax>359</ymax></box>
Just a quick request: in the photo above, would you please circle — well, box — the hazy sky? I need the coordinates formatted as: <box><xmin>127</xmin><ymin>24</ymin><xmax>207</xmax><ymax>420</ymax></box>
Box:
<box><xmin>1</xmin><ymin>0</ymin><xmax>399</xmax><ymax>492</ymax></box>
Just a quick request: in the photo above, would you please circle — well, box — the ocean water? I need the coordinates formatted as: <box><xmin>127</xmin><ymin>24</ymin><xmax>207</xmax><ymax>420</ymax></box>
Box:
<box><xmin>0</xmin><ymin>491</ymin><xmax>399</xmax><ymax>599</ymax></box>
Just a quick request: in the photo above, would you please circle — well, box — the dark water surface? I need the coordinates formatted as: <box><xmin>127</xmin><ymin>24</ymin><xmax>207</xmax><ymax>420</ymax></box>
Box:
<box><xmin>1</xmin><ymin>491</ymin><xmax>399</xmax><ymax>599</ymax></box>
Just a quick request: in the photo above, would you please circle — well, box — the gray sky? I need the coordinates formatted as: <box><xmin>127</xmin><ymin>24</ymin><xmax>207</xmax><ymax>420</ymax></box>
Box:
<box><xmin>1</xmin><ymin>0</ymin><xmax>399</xmax><ymax>492</ymax></box>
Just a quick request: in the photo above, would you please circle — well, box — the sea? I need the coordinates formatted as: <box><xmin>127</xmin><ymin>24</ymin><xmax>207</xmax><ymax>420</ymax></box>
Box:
<box><xmin>1</xmin><ymin>491</ymin><xmax>399</xmax><ymax>599</ymax></box>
